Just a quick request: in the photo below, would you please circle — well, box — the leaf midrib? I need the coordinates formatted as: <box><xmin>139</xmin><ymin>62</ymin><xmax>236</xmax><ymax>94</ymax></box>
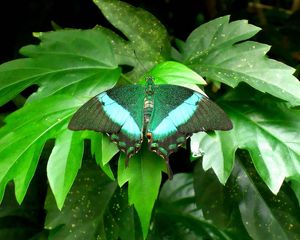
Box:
<box><xmin>0</xmin><ymin>66</ymin><xmax>112</xmax><ymax>91</ymax></box>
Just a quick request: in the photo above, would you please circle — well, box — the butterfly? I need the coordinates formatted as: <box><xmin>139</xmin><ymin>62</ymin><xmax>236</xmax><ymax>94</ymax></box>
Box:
<box><xmin>68</xmin><ymin>76</ymin><xmax>233</xmax><ymax>178</ymax></box>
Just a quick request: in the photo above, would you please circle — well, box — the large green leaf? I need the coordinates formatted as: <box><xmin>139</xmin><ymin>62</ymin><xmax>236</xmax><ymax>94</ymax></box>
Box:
<box><xmin>0</xmin><ymin>29</ymin><xmax>117</xmax><ymax>105</ymax></box>
<box><xmin>193</xmin><ymin>154</ymin><xmax>300</xmax><ymax>240</ymax></box>
<box><xmin>0</xmin><ymin>95</ymin><xmax>74</xmax><ymax>203</ymax></box>
<box><xmin>191</xmin><ymin>87</ymin><xmax>300</xmax><ymax>193</ymax></box>
<box><xmin>0</xmin><ymin>68</ymin><xmax>120</xmax><ymax>204</ymax></box>
<box><xmin>45</xmin><ymin>158</ymin><xmax>117</xmax><ymax>239</ymax></box>
<box><xmin>149</xmin><ymin>173</ymin><xmax>234</xmax><ymax>239</ymax></box>
<box><xmin>103</xmin><ymin>187</ymin><xmax>143</xmax><ymax>240</ymax></box>
<box><xmin>181</xmin><ymin>16</ymin><xmax>300</xmax><ymax>106</ymax></box>
<box><xmin>0</xmin><ymin>23</ymin><xmax>121</xmax><ymax>211</ymax></box>
<box><xmin>93</xmin><ymin>0</ymin><xmax>171</xmax><ymax>80</ymax></box>
<box><xmin>117</xmin><ymin>145</ymin><xmax>165</xmax><ymax>239</ymax></box>
<box><xmin>193</xmin><ymin>162</ymin><xmax>250</xmax><ymax>239</ymax></box>
<box><xmin>45</xmin><ymin>157</ymin><xmax>142</xmax><ymax>240</ymax></box>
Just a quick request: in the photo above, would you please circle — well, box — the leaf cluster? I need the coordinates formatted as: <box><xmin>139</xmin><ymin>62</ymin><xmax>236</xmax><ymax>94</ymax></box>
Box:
<box><xmin>0</xmin><ymin>0</ymin><xmax>300</xmax><ymax>239</ymax></box>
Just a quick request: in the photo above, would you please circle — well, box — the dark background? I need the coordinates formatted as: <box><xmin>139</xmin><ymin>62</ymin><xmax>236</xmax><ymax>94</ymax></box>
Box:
<box><xmin>0</xmin><ymin>0</ymin><xmax>300</xmax><ymax>67</ymax></box>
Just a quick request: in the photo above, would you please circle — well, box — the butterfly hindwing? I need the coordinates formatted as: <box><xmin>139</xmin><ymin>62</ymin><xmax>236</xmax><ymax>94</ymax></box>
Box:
<box><xmin>69</xmin><ymin>85</ymin><xmax>145</xmax><ymax>159</ymax></box>
<box><xmin>147</xmin><ymin>85</ymin><xmax>232</xmax><ymax>174</ymax></box>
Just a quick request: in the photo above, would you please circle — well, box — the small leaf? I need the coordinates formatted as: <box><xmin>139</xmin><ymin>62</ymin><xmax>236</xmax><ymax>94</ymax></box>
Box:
<box><xmin>149</xmin><ymin>61</ymin><xmax>206</xmax><ymax>85</ymax></box>
<box><xmin>47</xmin><ymin>129</ymin><xmax>84</xmax><ymax>209</ymax></box>
<box><xmin>182</xmin><ymin>16</ymin><xmax>300</xmax><ymax>106</ymax></box>
<box><xmin>147</xmin><ymin>61</ymin><xmax>207</xmax><ymax>93</ymax></box>
<box><xmin>191</xmin><ymin>131</ymin><xmax>236</xmax><ymax>184</ymax></box>
<box><xmin>89</xmin><ymin>131</ymin><xmax>117</xmax><ymax>180</ymax></box>
<box><xmin>117</xmin><ymin>154</ymin><xmax>130</xmax><ymax>187</ymax></box>
<box><xmin>118</xmin><ymin>144</ymin><xmax>165</xmax><ymax>239</ymax></box>
<box><xmin>102</xmin><ymin>134</ymin><xmax>119</xmax><ymax>165</ymax></box>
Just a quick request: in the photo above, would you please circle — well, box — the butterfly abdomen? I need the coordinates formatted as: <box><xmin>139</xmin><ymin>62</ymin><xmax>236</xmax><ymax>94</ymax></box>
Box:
<box><xmin>143</xmin><ymin>95</ymin><xmax>154</xmax><ymax>126</ymax></box>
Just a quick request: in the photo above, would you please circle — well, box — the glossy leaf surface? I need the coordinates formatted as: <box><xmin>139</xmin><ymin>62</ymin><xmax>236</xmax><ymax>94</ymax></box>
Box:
<box><xmin>182</xmin><ymin>16</ymin><xmax>300</xmax><ymax>106</ymax></box>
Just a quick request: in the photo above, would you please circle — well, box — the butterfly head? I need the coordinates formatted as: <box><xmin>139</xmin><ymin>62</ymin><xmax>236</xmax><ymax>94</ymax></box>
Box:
<box><xmin>145</xmin><ymin>76</ymin><xmax>155</xmax><ymax>94</ymax></box>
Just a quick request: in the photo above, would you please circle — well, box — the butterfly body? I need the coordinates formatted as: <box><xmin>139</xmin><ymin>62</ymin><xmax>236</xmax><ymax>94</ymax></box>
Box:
<box><xmin>69</xmin><ymin>76</ymin><xmax>233</xmax><ymax>178</ymax></box>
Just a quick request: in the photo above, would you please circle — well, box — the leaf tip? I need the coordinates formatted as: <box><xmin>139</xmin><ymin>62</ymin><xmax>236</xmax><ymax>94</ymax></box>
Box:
<box><xmin>32</xmin><ymin>32</ymin><xmax>43</xmax><ymax>38</ymax></box>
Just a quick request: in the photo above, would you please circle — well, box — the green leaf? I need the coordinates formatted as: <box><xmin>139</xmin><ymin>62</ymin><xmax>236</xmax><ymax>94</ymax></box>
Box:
<box><xmin>93</xmin><ymin>0</ymin><xmax>171</xmax><ymax>79</ymax></box>
<box><xmin>45</xmin><ymin>158</ymin><xmax>118</xmax><ymax>239</ymax></box>
<box><xmin>0</xmin><ymin>161</ymin><xmax>48</xmax><ymax>239</ymax></box>
<box><xmin>0</xmin><ymin>67</ymin><xmax>120</xmax><ymax>204</ymax></box>
<box><xmin>47</xmin><ymin>129</ymin><xmax>84</xmax><ymax>209</ymax></box>
<box><xmin>149</xmin><ymin>173</ymin><xmax>234</xmax><ymax>239</ymax></box>
<box><xmin>89</xmin><ymin>132</ymin><xmax>118</xmax><ymax>180</ymax></box>
<box><xmin>117</xmin><ymin>144</ymin><xmax>165</xmax><ymax>239</ymax></box>
<box><xmin>193</xmin><ymin>161</ymin><xmax>253</xmax><ymax>239</ymax></box>
<box><xmin>232</xmin><ymin>157</ymin><xmax>300</xmax><ymax>240</ymax></box>
<box><xmin>0</xmin><ymin>45</ymin><xmax>120</xmax><ymax>202</ymax></box>
<box><xmin>183</xmin><ymin>16</ymin><xmax>260</xmax><ymax>61</ymax></box>
<box><xmin>104</xmin><ymin>187</ymin><xmax>143</xmax><ymax>240</ymax></box>
<box><xmin>191</xmin><ymin>131</ymin><xmax>236</xmax><ymax>184</ymax></box>
<box><xmin>12</xmin><ymin>138</ymin><xmax>45</xmax><ymax>203</ymax></box>
<box><xmin>182</xmin><ymin>16</ymin><xmax>300</xmax><ymax>106</ymax></box>
<box><xmin>101</xmin><ymin>134</ymin><xmax>119</xmax><ymax>165</ymax></box>
<box><xmin>0</xmin><ymin>29</ymin><xmax>117</xmax><ymax>106</ymax></box>
<box><xmin>149</xmin><ymin>61</ymin><xmax>206</xmax><ymax>84</ymax></box>
<box><xmin>0</xmin><ymin>96</ymin><xmax>74</xmax><ymax>202</ymax></box>
<box><xmin>191</xmin><ymin>88</ymin><xmax>300</xmax><ymax>194</ymax></box>
<box><xmin>291</xmin><ymin>180</ymin><xmax>300</xmax><ymax>207</ymax></box>
<box><xmin>194</xmin><ymin>156</ymin><xmax>300</xmax><ymax>240</ymax></box>
<box><xmin>147</xmin><ymin>61</ymin><xmax>207</xmax><ymax>93</ymax></box>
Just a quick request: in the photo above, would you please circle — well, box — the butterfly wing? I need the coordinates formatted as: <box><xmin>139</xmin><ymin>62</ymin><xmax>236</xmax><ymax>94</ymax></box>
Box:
<box><xmin>69</xmin><ymin>85</ymin><xmax>145</xmax><ymax>160</ymax></box>
<box><xmin>148</xmin><ymin>85</ymin><xmax>232</xmax><ymax>177</ymax></box>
